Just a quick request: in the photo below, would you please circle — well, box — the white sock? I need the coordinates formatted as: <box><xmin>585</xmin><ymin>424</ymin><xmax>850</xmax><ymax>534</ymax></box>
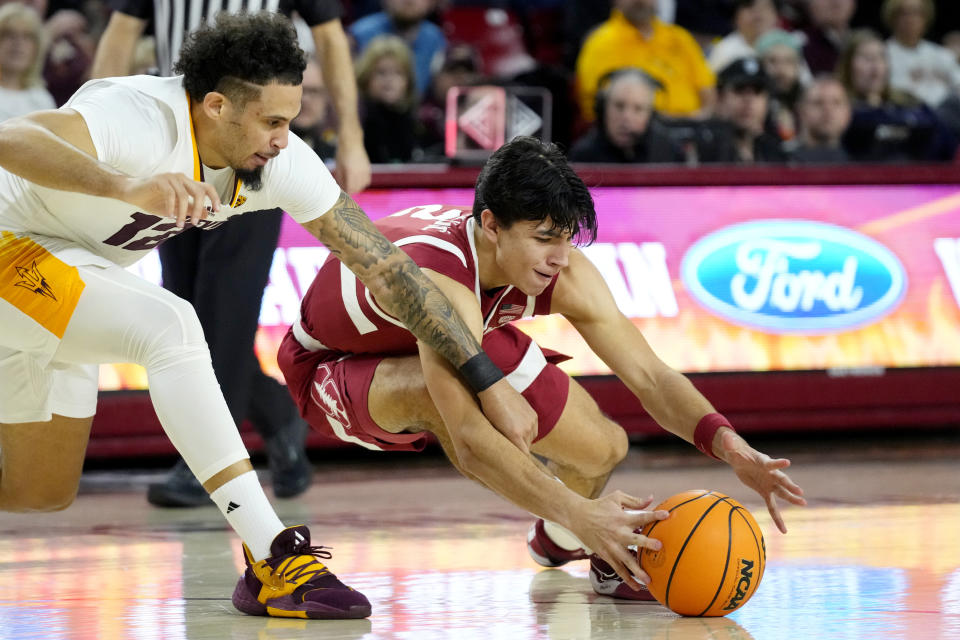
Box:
<box><xmin>544</xmin><ymin>520</ymin><xmax>591</xmax><ymax>553</ymax></box>
<box><xmin>210</xmin><ymin>471</ymin><xmax>285</xmax><ymax>561</ymax></box>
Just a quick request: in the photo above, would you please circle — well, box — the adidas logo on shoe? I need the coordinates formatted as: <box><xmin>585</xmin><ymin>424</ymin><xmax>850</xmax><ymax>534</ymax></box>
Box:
<box><xmin>226</xmin><ymin>501</ymin><xmax>241</xmax><ymax>513</ymax></box>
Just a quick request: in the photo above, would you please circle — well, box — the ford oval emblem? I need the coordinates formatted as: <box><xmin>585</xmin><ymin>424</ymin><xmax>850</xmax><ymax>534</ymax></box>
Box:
<box><xmin>681</xmin><ymin>220</ymin><xmax>907</xmax><ymax>333</ymax></box>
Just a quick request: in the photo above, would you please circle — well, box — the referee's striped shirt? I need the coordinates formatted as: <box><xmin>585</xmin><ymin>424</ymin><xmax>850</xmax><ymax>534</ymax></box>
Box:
<box><xmin>109</xmin><ymin>0</ymin><xmax>343</xmax><ymax>76</ymax></box>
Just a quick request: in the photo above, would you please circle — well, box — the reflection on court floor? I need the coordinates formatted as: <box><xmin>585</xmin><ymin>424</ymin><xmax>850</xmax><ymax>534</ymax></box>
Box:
<box><xmin>1</xmin><ymin>449</ymin><xmax>958</xmax><ymax>639</ymax></box>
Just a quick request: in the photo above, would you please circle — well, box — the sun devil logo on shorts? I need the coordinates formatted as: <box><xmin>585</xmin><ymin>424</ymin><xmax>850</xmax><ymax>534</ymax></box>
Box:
<box><xmin>723</xmin><ymin>558</ymin><xmax>755</xmax><ymax>610</ymax></box>
<box><xmin>15</xmin><ymin>260</ymin><xmax>57</xmax><ymax>301</ymax></box>
<box><xmin>681</xmin><ymin>220</ymin><xmax>906</xmax><ymax>333</ymax></box>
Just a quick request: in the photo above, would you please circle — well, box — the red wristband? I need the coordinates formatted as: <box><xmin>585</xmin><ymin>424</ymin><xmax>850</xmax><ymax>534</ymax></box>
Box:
<box><xmin>694</xmin><ymin>413</ymin><xmax>734</xmax><ymax>460</ymax></box>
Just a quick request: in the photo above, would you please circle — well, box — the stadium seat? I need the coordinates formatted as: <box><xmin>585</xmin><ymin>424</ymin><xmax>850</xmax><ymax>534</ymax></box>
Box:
<box><xmin>441</xmin><ymin>7</ymin><xmax>535</xmax><ymax>78</ymax></box>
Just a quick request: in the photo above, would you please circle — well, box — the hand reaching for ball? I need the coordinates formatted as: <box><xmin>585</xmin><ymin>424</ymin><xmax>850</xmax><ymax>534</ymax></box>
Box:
<box><xmin>720</xmin><ymin>430</ymin><xmax>807</xmax><ymax>533</ymax></box>
<box><xmin>568</xmin><ymin>491</ymin><xmax>669</xmax><ymax>590</ymax></box>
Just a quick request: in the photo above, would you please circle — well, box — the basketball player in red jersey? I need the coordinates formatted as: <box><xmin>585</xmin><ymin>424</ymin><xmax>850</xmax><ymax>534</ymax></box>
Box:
<box><xmin>279</xmin><ymin>137</ymin><xmax>807</xmax><ymax>599</ymax></box>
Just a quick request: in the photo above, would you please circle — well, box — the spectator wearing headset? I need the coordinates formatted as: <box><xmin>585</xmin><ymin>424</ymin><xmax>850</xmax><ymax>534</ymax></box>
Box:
<box><xmin>569</xmin><ymin>67</ymin><xmax>684</xmax><ymax>163</ymax></box>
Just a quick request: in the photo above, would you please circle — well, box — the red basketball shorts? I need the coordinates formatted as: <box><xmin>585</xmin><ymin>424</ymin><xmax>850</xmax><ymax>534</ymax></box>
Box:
<box><xmin>277</xmin><ymin>323</ymin><xmax>571</xmax><ymax>452</ymax></box>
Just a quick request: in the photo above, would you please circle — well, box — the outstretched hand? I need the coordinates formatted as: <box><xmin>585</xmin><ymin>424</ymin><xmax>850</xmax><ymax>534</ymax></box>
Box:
<box><xmin>720</xmin><ymin>430</ymin><xmax>807</xmax><ymax>533</ymax></box>
<box><xmin>571</xmin><ymin>491</ymin><xmax>669</xmax><ymax>591</ymax></box>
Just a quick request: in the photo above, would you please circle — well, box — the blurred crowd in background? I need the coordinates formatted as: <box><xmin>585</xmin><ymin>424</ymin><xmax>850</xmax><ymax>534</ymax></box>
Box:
<box><xmin>3</xmin><ymin>0</ymin><xmax>960</xmax><ymax>166</ymax></box>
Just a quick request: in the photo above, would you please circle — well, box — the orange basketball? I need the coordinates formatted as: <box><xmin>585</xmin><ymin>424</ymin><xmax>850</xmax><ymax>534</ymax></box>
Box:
<box><xmin>638</xmin><ymin>490</ymin><xmax>766</xmax><ymax>617</ymax></box>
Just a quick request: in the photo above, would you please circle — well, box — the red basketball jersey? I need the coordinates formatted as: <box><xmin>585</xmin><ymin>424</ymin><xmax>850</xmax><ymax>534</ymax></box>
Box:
<box><xmin>297</xmin><ymin>204</ymin><xmax>559</xmax><ymax>355</ymax></box>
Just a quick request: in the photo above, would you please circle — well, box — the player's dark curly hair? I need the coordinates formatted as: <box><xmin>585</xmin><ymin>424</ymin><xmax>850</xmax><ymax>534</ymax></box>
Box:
<box><xmin>175</xmin><ymin>11</ymin><xmax>306</xmax><ymax>107</ymax></box>
<box><xmin>473</xmin><ymin>137</ymin><xmax>597</xmax><ymax>244</ymax></box>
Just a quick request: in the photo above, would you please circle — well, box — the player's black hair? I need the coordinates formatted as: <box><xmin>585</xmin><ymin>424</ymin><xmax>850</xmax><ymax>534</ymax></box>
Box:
<box><xmin>472</xmin><ymin>136</ymin><xmax>597</xmax><ymax>245</ymax></box>
<box><xmin>175</xmin><ymin>11</ymin><xmax>307</xmax><ymax>108</ymax></box>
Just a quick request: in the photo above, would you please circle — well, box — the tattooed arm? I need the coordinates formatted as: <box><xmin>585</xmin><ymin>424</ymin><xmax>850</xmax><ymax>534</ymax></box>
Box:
<box><xmin>301</xmin><ymin>191</ymin><xmax>539</xmax><ymax>450</ymax></box>
<box><xmin>302</xmin><ymin>191</ymin><xmax>479</xmax><ymax>364</ymax></box>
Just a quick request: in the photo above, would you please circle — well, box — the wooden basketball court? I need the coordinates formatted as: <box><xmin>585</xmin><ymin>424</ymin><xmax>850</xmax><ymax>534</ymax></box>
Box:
<box><xmin>1</xmin><ymin>433</ymin><xmax>958</xmax><ymax>639</ymax></box>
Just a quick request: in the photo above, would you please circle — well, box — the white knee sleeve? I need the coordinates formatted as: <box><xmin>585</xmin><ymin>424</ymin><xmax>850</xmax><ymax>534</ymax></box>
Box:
<box><xmin>53</xmin><ymin>265</ymin><xmax>250</xmax><ymax>483</ymax></box>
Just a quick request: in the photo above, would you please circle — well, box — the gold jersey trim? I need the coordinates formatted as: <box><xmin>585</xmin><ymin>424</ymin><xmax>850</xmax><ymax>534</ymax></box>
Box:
<box><xmin>229</xmin><ymin>175</ymin><xmax>244</xmax><ymax>207</ymax></box>
<box><xmin>185</xmin><ymin>91</ymin><xmax>201</xmax><ymax>182</ymax></box>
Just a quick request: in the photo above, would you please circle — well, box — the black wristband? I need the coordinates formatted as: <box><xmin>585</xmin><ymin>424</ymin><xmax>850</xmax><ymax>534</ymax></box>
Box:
<box><xmin>458</xmin><ymin>352</ymin><xmax>504</xmax><ymax>393</ymax></box>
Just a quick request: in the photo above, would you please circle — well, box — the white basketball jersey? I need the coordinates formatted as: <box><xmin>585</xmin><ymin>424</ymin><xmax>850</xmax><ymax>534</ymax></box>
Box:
<box><xmin>0</xmin><ymin>74</ymin><xmax>340</xmax><ymax>268</ymax></box>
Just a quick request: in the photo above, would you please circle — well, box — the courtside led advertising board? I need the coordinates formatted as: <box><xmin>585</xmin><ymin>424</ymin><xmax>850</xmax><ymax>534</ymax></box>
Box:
<box><xmin>104</xmin><ymin>184</ymin><xmax>960</xmax><ymax>389</ymax></box>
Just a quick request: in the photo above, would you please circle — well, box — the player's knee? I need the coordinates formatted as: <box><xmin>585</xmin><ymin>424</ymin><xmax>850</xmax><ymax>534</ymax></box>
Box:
<box><xmin>599</xmin><ymin>422</ymin><xmax>629</xmax><ymax>472</ymax></box>
<box><xmin>608</xmin><ymin>424</ymin><xmax>629</xmax><ymax>467</ymax></box>
<box><xmin>138</xmin><ymin>296</ymin><xmax>208</xmax><ymax>370</ymax></box>
<box><xmin>156</xmin><ymin>294</ymin><xmax>205</xmax><ymax>345</ymax></box>
<box><xmin>581</xmin><ymin>421</ymin><xmax>629</xmax><ymax>477</ymax></box>
<box><xmin>35</xmin><ymin>493</ymin><xmax>77</xmax><ymax>512</ymax></box>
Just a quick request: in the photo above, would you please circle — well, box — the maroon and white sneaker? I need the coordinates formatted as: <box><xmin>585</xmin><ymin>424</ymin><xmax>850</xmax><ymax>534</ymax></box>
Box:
<box><xmin>527</xmin><ymin>519</ymin><xmax>589</xmax><ymax>567</ymax></box>
<box><xmin>589</xmin><ymin>555</ymin><xmax>657</xmax><ymax>601</ymax></box>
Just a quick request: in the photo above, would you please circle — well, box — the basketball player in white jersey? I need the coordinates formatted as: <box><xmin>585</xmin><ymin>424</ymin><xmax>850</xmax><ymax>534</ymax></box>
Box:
<box><xmin>0</xmin><ymin>13</ymin><xmax>536</xmax><ymax>620</ymax></box>
<box><xmin>92</xmin><ymin>0</ymin><xmax>369</xmax><ymax>507</ymax></box>
<box><xmin>279</xmin><ymin>137</ymin><xmax>808</xmax><ymax>600</ymax></box>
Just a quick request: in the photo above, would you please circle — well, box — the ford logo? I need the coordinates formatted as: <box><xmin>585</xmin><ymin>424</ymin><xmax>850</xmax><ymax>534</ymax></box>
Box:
<box><xmin>681</xmin><ymin>220</ymin><xmax>907</xmax><ymax>333</ymax></box>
